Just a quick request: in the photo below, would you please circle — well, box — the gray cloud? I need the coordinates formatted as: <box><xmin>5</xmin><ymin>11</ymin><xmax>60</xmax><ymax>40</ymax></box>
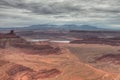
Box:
<box><xmin>0</xmin><ymin>0</ymin><xmax>84</xmax><ymax>15</ymax></box>
<box><xmin>0</xmin><ymin>0</ymin><xmax>120</xmax><ymax>28</ymax></box>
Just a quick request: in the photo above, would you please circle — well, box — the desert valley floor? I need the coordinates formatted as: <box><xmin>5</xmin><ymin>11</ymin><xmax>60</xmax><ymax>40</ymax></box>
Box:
<box><xmin>0</xmin><ymin>43</ymin><xmax>120</xmax><ymax>80</ymax></box>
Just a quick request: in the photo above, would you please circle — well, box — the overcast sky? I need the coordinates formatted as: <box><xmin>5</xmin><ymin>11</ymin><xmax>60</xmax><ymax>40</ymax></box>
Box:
<box><xmin>0</xmin><ymin>0</ymin><xmax>120</xmax><ymax>28</ymax></box>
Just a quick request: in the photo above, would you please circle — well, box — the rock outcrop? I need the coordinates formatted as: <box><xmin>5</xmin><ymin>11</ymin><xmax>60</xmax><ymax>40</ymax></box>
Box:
<box><xmin>0</xmin><ymin>30</ymin><xmax>26</xmax><ymax>48</ymax></box>
<box><xmin>0</xmin><ymin>30</ymin><xmax>61</xmax><ymax>55</ymax></box>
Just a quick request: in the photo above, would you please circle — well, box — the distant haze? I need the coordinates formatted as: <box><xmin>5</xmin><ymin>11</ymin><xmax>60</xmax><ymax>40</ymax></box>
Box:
<box><xmin>0</xmin><ymin>0</ymin><xmax>120</xmax><ymax>29</ymax></box>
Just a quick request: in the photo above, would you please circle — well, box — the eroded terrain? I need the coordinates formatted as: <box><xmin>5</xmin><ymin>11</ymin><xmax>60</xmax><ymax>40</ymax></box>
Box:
<box><xmin>0</xmin><ymin>44</ymin><xmax>120</xmax><ymax>80</ymax></box>
<box><xmin>0</xmin><ymin>30</ymin><xmax>120</xmax><ymax>80</ymax></box>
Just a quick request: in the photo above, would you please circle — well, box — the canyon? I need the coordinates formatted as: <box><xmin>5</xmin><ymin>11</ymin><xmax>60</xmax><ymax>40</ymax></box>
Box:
<box><xmin>0</xmin><ymin>30</ymin><xmax>120</xmax><ymax>80</ymax></box>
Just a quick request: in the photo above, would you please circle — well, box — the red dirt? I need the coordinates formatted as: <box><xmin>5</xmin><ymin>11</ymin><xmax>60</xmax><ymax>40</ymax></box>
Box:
<box><xmin>0</xmin><ymin>60</ymin><xmax>9</xmax><ymax>67</ymax></box>
<box><xmin>6</xmin><ymin>64</ymin><xmax>33</xmax><ymax>76</ymax></box>
<box><xmin>13</xmin><ymin>68</ymin><xmax>61</xmax><ymax>80</ymax></box>
<box><xmin>95</xmin><ymin>54</ymin><xmax>120</xmax><ymax>65</ymax></box>
<box><xmin>4</xmin><ymin>64</ymin><xmax>61</xmax><ymax>80</ymax></box>
<box><xmin>32</xmin><ymin>69</ymin><xmax>61</xmax><ymax>79</ymax></box>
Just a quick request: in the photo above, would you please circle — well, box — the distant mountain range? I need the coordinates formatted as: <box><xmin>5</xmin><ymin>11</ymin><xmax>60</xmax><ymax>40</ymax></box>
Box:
<box><xmin>21</xmin><ymin>24</ymin><xmax>106</xmax><ymax>31</ymax></box>
<box><xmin>0</xmin><ymin>24</ymin><xmax>112</xmax><ymax>31</ymax></box>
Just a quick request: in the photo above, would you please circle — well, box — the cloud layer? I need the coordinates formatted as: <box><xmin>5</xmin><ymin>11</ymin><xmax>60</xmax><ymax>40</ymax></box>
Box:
<box><xmin>0</xmin><ymin>0</ymin><xmax>120</xmax><ymax>28</ymax></box>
